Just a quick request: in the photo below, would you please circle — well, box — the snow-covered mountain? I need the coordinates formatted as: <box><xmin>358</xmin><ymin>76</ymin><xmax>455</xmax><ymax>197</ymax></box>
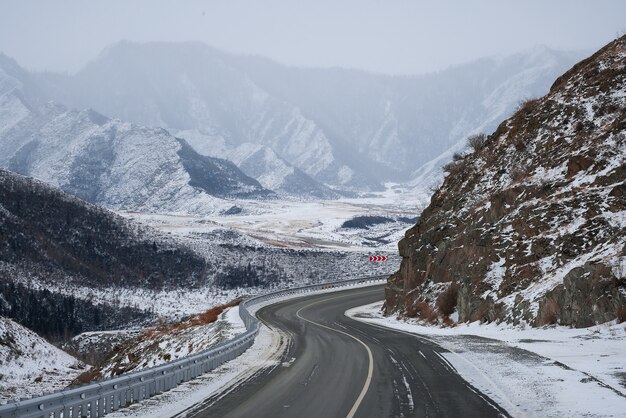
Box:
<box><xmin>0</xmin><ymin>316</ymin><xmax>86</xmax><ymax>402</ymax></box>
<box><xmin>228</xmin><ymin>143</ymin><xmax>343</xmax><ymax>199</ymax></box>
<box><xmin>36</xmin><ymin>41</ymin><xmax>586</xmax><ymax>190</ymax></box>
<box><xmin>386</xmin><ymin>35</ymin><xmax>626</xmax><ymax>328</ymax></box>
<box><xmin>180</xmin><ymin>128</ymin><xmax>341</xmax><ymax>199</ymax></box>
<box><xmin>0</xmin><ymin>54</ymin><xmax>272</xmax><ymax>215</ymax></box>
<box><xmin>406</xmin><ymin>47</ymin><xmax>594</xmax><ymax>194</ymax></box>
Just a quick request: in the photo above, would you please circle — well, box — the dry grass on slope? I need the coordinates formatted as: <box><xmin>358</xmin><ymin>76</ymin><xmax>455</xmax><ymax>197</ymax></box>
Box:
<box><xmin>73</xmin><ymin>299</ymin><xmax>241</xmax><ymax>385</ymax></box>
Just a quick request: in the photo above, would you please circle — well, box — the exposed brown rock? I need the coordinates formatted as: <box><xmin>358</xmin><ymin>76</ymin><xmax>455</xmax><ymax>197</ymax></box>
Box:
<box><xmin>566</xmin><ymin>155</ymin><xmax>595</xmax><ymax>177</ymax></box>
<box><xmin>538</xmin><ymin>262</ymin><xmax>624</xmax><ymax>327</ymax></box>
<box><xmin>385</xmin><ymin>35</ymin><xmax>626</xmax><ymax>327</ymax></box>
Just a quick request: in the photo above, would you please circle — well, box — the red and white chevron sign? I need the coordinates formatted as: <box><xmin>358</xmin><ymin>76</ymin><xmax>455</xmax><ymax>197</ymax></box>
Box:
<box><xmin>369</xmin><ymin>255</ymin><xmax>388</xmax><ymax>262</ymax></box>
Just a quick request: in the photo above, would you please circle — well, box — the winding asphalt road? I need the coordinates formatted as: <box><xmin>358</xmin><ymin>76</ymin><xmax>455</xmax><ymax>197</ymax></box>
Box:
<box><xmin>192</xmin><ymin>285</ymin><xmax>508</xmax><ymax>418</ymax></box>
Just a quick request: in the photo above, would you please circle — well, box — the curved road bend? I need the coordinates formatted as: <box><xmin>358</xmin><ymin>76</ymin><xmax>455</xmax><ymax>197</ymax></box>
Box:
<box><xmin>192</xmin><ymin>285</ymin><xmax>509</xmax><ymax>418</ymax></box>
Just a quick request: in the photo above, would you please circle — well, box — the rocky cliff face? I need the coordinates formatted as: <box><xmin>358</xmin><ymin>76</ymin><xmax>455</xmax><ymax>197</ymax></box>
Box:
<box><xmin>385</xmin><ymin>36</ymin><xmax>626</xmax><ymax>328</ymax></box>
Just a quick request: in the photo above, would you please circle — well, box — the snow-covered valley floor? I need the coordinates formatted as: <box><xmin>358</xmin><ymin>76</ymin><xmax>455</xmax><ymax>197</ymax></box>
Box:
<box><xmin>122</xmin><ymin>183</ymin><xmax>426</xmax><ymax>252</ymax></box>
<box><xmin>347</xmin><ymin>301</ymin><xmax>626</xmax><ymax>417</ymax></box>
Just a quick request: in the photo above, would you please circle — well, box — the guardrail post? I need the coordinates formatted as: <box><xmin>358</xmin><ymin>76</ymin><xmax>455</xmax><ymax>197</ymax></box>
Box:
<box><xmin>99</xmin><ymin>393</ymin><xmax>106</xmax><ymax>416</ymax></box>
<box><xmin>110</xmin><ymin>391</ymin><xmax>117</xmax><ymax>412</ymax></box>
<box><xmin>89</xmin><ymin>398</ymin><xmax>97</xmax><ymax>418</ymax></box>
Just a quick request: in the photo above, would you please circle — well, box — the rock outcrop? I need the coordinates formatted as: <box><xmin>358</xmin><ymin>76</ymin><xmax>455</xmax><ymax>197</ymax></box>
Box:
<box><xmin>385</xmin><ymin>36</ymin><xmax>626</xmax><ymax>327</ymax></box>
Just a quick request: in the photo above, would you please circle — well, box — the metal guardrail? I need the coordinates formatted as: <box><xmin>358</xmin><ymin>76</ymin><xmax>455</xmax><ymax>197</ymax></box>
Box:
<box><xmin>0</xmin><ymin>275</ymin><xmax>388</xmax><ymax>418</ymax></box>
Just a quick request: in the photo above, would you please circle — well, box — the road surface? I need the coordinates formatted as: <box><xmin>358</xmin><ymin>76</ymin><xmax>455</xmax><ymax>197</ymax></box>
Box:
<box><xmin>192</xmin><ymin>285</ymin><xmax>508</xmax><ymax>417</ymax></box>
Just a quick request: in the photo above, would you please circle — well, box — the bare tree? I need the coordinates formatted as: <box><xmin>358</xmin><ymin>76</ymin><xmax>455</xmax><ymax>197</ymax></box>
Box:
<box><xmin>467</xmin><ymin>133</ymin><xmax>488</xmax><ymax>152</ymax></box>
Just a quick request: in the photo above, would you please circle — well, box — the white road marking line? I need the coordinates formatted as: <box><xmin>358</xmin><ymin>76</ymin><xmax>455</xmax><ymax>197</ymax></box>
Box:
<box><xmin>295</xmin><ymin>290</ymin><xmax>378</xmax><ymax>418</ymax></box>
<box><xmin>349</xmin><ymin>316</ymin><xmax>522</xmax><ymax>417</ymax></box>
<box><xmin>432</xmin><ymin>350</ymin><xmax>458</xmax><ymax>373</ymax></box>
<box><xmin>401</xmin><ymin>372</ymin><xmax>415</xmax><ymax>411</ymax></box>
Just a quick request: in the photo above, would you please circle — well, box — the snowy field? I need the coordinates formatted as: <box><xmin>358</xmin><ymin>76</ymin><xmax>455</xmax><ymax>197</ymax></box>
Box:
<box><xmin>347</xmin><ymin>301</ymin><xmax>626</xmax><ymax>417</ymax></box>
<box><xmin>121</xmin><ymin>183</ymin><xmax>427</xmax><ymax>252</ymax></box>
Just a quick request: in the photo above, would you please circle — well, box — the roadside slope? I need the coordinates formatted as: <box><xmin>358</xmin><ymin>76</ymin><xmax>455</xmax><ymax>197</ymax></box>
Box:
<box><xmin>386</xmin><ymin>35</ymin><xmax>626</xmax><ymax>327</ymax></box>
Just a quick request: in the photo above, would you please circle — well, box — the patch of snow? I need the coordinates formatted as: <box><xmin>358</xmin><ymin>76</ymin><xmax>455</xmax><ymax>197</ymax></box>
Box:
<box><xmin>530</xmin><ymin>161</ymin><xmax>568</xmax><ymax>184</ymax></box>
<box><xmin>0</xmin><ymin>317</ymin><xmax>87</xmax><ymax>403</ymax></box>
<box><xmin>0</xmin><ymin>90</ymin><xmax>30</xmax><ymax>139</ymax></box>
<box><xmin>481</xmin><ymin>257</ymin><xmax>506</xmax><ymax>299</ymax></box>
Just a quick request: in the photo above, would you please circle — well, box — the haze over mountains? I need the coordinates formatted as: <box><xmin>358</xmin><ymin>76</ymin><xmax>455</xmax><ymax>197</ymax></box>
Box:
<box><xmin>0</xmin><ymin>42</ymin><xmax>587</xmax><ymax>214</ymax></box>
<box><xmin>36</xmin><ymin>41</ymin><xmax>585</xmax><ymax>191</ymax></box>
<box><xmin>0</xmin><ymin>54</ymin><xmax>272</xmax><ymax>215</ymax></box>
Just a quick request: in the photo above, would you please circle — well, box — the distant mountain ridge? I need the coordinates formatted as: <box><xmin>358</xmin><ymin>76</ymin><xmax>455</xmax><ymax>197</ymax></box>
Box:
<box><xmin>179</xmin><ymin>129</ymin><xmax>342</xmax><ymax>199</ymax></box>
<box><xmin>34</xmin><ymin>41</ymin><xmax>587</xmax><ymax>190</ymax></box>
<box><xmin>0</xmin><ymin>55</ymin><xmax>273</xmax><ymax>214</ymax></box>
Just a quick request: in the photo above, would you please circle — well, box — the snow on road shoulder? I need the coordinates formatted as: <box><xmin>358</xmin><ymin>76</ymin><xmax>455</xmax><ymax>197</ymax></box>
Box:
<box><xmin>347</xmin><ymin>301</ymin><xmax>626</xmax><ymax>418</ymax></box>
<box><xmin>225</xmin><ymin>302</ymin><xmax>246</xmax><ymax>336</ymax></box>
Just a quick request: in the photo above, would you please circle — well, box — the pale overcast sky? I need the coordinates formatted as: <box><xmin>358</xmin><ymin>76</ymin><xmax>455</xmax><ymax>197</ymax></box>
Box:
<box><xmin>0</xmin><ymin>0</ymin><xmax>624</xmax><ymax>75</ymax></box>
